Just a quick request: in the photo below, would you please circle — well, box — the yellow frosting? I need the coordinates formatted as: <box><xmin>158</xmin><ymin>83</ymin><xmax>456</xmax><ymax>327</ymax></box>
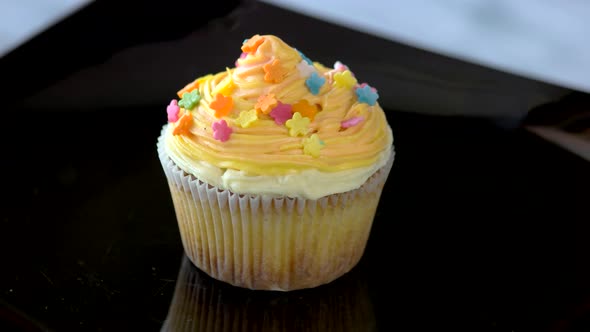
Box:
<box><xmin>163</xmin><ymin>34</ymin><xmax>394</xmax><ymax>198</ymax></box>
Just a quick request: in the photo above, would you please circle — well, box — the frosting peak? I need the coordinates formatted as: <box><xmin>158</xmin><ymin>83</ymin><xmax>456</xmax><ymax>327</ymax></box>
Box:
<box><xmin>232</xmin><ymin>35</ymin><xmax>316</xmax><ymax>104</ymax></box>
<box><xmin>237</xmin><ymin>35</ymin><xmax>299</xmax><ymax>81</ymax></box>
<box><xmin>163</xmin><ymin>34</ymin><xmax>393</xmax><ymax>198</ymax></box>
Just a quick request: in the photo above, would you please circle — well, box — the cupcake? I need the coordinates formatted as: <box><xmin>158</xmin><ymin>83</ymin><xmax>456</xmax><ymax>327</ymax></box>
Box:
<box><xmin>157</xmin><ymin>34</ymin><xmax>394</xmax><ymax>291</ymax></box>
<box><xmin>161</xmin><ymin>254</ymin><xmax>376</xmax><ymax>331</ymax></box>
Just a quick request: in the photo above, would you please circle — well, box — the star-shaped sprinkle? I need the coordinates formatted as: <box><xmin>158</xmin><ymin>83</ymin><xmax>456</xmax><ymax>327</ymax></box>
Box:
<box><xmin>255</xmin><ymin>93</ymin><xmax>278</xmax><ymax>114</ymax></box>
<box><xmin>210</xmin><ymin>93</ymin><xmax>234</xmax><ymax>118</ymax></box>
<box><xmin>333</xmin><ymin>61</ymin><xmax>350</xmax><ymax>72</ymax></box>
<box><xmin>241</xmin><ymin>35</ymin><xmax>265</xmax><ymax>53</ymax></box>
<box><xmin>263</xmin><ymin>59</ymin><xmax>288</xmax><ymax>83</ymax></box>
<box><xmin>167</xmin><ymin>99</ymin><xmax>180</xmax><ymax>122</ymax></box>
<box><xmin>296</xmin><ymin>49</ymin><xmax>313</xmax><ymax>65</ymax></box>
<box><xmin>213</xmin><ymin>68</ymin><xmax>235</xmax><ymax>96</ymax></box>
<box><xmin>303</xmin><ymin>134</ymin><xmax>324</xmax><ymax>158</ymax></box>
<box><xmin>355</xmin><ymin>84</ymin><xmax>379</xmax><ymax>106</ymax></box>
<box><xmin>291</xmin><ymin>99</ymin><xmax>318</xmax><ymax>121</ymax></box>
<box><xmin>269</xmin><ymin>102</ymin><xmax>293</xmax><ymax>125</ymax></box>
<box><xmin>172</xmin><ymin>113</ymin><xmax>193</xmax><ymax>136</ymax></box>
<box><xmin>178</xmin><ymin>90</ymin><xmax>201</xmax><ymax>110</ymax></box>
<box><xmin>234</xmin><ymin>109</ymin><xmax>258</xmax><ymax>128</ymax></box>
<box><xmin>333</xmin><ymin>70</ymin><xmax>357</xmax><ymax>89</ymax></box>
<box><xmin>212</xmin><ymin>120</ymin><xmax>232</xmax><ymax>142</ymax></box>
<box><xmin>305</xmin><ymin>72</ymin><xmax>325</xmax><ymax>95</ymax></box>
<box><xmin>296</xmin><ymin>60</ymin><xmax>315</xmax><ymax>78</ymax></box>
<box><xmin>341</xmin><ymin>116</ymin><xmax>364</xmax><ymax>128</ymax></box>
<box><xmin>285</xmin><ymin>112</ymin><xmax>310</xmax><ymax>137</ymax></box>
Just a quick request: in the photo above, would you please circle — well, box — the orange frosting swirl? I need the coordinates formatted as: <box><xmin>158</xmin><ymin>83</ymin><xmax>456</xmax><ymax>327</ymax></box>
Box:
<box><xmin>164</xmin><ymin>34</ymin><xmax>393</xmax><ymax>179</ymax></box>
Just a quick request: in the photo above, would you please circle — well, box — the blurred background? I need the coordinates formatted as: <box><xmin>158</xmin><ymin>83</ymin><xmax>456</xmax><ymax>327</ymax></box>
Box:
<box><xmin>0</xmin><ymin>0</ymin><xmax>587</xmax><ymax>110</ymax></box>
<box><xmin>0</xmin><ymin>0</ymin><xmax>92</xmax><ymax>58</ymax></box>
<box><xmin>0</xmin><ymin>0</ymin><xmax>590</xmax><ymax>113</ymax></box>
<box><xmin>1</xmin><ymin>0</ymin><xmax>588</xmax><ymax>159</ymax></box>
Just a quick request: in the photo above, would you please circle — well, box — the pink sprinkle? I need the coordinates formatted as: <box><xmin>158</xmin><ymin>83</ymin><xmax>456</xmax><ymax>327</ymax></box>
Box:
<box><xmin>341</xmin><ymin>116</ymin><xmax>364</xmax><ymax>128</ymax></box>
<box><xmin>167</xmin><ymin>99</ymin><xmax>180</xmax><ymax>122</ymax></box>
<box><xmin>235</xmin><ymin>52</ymin><xmax>248</xmax><ymax>67</ymax></box>
<box><xmin>212</xmin><ymin>120</ymin><xmax>233</xmax><ymax>142</ymax></box>
<box><xmin>269</xmin><ymin>102</ymin><xmax>293</xmax><ymax>125</ymax></box>
<box><xmin>334</xmin><ymin>61</ymin><xmax>349</xmax><ymax>72</ymax></box>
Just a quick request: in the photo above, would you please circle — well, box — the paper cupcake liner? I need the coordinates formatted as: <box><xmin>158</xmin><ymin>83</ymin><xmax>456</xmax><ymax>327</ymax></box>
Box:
<box><xmin>160</xmin><ymin>254</ymin><xmax>376</xmax><ymax>332</ymax></box>
<box><xmin>157</xmin><ymin>134</ymin><xmax>394</xmax><ymax>291</ymax></box>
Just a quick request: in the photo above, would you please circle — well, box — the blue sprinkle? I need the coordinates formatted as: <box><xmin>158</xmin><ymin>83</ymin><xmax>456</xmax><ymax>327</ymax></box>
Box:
<box><xmin>296</xmin><ymin>49</ymin><xmax>313</xmax><ymax>65</ymax></box>
<box><xmin>305</xmin><ymin>72</ymin><xmax>326</xmax><ymax>95</ymax></box>
<box><xmin>355</xmin><ymin>85</ymin><xmax>379</xmax><ymax>106</ymax></box>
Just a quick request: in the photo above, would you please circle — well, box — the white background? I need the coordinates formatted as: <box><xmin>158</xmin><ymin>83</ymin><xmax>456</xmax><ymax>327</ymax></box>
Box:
<box><xmin>261</xmin><ymin>0</ymin><xmax>590</xmax><ymax>93</ymax></box>
<box><xmin>3</xmin><ymin>0</ymin><xmax>589</xmax><ymax>93</ymax></box>
<box><xmin>0</xmin><ymin>0</ymin><xmax>92</xmax><ymax>57</ymax></box>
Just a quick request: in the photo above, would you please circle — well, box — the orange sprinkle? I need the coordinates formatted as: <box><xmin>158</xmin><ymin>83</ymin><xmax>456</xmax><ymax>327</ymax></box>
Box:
<box><xmin>176</xmin><ymin>74</ymin><xmax>212</xmax><ymax>98</ymax></box>
<box><xmin>292</xmin><ymin>100</ymin><xmax>318</xmax><ymax>121</ymax></box>
<box><xmin>172</xmin><ymin>113</ymin><xmax>193</xmax><ymax>136</ymax></box>
<box><xmin>255</xmin><ymin>93</ymin><xmax>278</xmax><ymax>114</ymax></box>
<box><xmin>210</xmin><ymin>93</ymin><xmax>234</xmax><ymax>118</ymax></box>
<box><xmin>176</xmin><ymin>79</ymin><xmax>199</xmax><ymax>99</ymax></box>
<box><xmin>263</xmin><ymin>59</ymin><xmax>288</xmax><ymax>83</ymax></box>
<box><xmin>241</xmin><ymin>35</ymin><xmax>265</xmax><ymax>53</ymax></box>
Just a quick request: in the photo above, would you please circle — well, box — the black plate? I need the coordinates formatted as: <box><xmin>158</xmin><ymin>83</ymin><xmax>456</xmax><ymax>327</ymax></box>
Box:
<box><xmin>1</xmin><ymin>1</ymin><xmax>589</xmax><ymax>331</ymax></box>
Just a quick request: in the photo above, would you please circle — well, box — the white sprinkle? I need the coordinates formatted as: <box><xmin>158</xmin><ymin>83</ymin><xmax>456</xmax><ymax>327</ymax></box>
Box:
<box><xmin>297</xmin><ymin>60</ymin><xmax>315</xmax><ymax>78</ymax></box>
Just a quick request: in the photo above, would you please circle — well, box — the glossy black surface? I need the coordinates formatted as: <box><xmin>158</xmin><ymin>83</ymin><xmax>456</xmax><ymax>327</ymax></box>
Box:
<box><xmin>1</xmin><ymin>105</ymin><xmax>589</xmax><ymax>331</ymax></box>
<box><xmin>1</xmin><ymin>1</ymin><xmax>589</xmax><ymax>331</ymax></box>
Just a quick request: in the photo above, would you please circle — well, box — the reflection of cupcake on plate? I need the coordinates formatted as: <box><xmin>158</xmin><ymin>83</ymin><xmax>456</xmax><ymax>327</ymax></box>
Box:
<box><xmin>160</xmin><ymin>254</ymin><xmax>376</xmax><ymax>332</ymax></box>
<box><xmin>157</xmin><ymin>34</ymin><xmax>394</xmax><ymax>291</ymax></box>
